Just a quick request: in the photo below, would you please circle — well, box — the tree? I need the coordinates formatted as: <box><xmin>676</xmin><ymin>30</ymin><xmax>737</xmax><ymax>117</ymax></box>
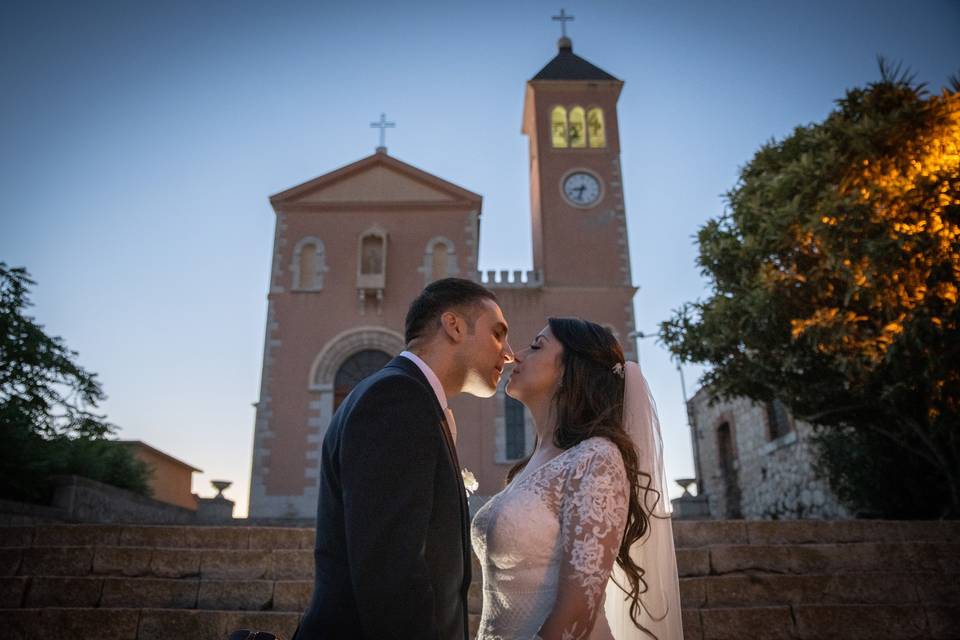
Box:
<box><xmin>0</xmin><ymin>263</ymin><xmax>150</xmax><ymax>503</ymax></box>
<box><xmin>660</xmin><ymin>62</ymin><xmax>960</xmax><ymax>518</ymax></box>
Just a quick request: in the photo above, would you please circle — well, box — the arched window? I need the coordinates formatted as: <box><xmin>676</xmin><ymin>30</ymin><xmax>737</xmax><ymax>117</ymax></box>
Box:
<box><xmin>765</xmin><ymin>399</ymin><xmax>793</xmax><ymax>440</ymax></box>
<box><xmin>334</xmin><ymin>349</ymin><xmax>392</xmax><ymax>409</ymax></box>
<box><xmin>587</xmin><ymin>107</ymin><xmax>606</xmax><ymax>148</ymax></box>
<box><xmin>299</xmin><ymin>243</ymin><xmax>317</xmax><ymax>289</ymax></box>
<box><xmin>551</xmin><ymin>106</ymin><xmax>568</xmax><ymax>148</ymax></box>
<box><xmin>421</xmin><ymin>236</ymin><xmax>459</xmax><ymax>285</ymax></box>
<box><xmin>291</xmin><ymin>236</ymin><xmax>328</xmax><ymax>291</ymax></box>
<box><xmin>431</xmin><ymin>241</ymin><xmax>449</xmax><ymax>281</ymax></box>
<box><xmin>504</xmin><ymin>395</ymin><xmax>526</xmax><ymax>460</ymax></box>
<box><xmin>568</xmin><ymin>106</ymin><xmax>586</xmax><ymax>148</ymax></box>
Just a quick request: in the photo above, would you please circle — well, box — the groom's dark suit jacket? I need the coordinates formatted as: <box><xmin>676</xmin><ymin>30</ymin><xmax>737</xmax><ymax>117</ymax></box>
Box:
<box><xmin>294</xmin><ymin>356</ymin><xmax>471</xmax><ymax>640</ymax></box>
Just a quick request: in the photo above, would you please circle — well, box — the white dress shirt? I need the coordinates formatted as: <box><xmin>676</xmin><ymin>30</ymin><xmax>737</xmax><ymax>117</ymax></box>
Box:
<box><xmin>399</xmin><ymin>350</ymin><xmax>456</xmax><ymax>442</ymax></box>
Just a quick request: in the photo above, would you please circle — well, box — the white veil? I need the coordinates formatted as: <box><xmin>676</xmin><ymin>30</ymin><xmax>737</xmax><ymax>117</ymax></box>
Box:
<box><xmin>604</xmin><ymin>361</ymin><xmax>683</xmax><ymax>640</ymax></box>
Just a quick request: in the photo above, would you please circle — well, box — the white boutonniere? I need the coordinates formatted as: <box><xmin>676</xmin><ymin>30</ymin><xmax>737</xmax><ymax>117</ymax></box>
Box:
<box><xmin>461</xmin><ymin>468</ymin><xmax>478</xmax><ymax>497</ymax></box>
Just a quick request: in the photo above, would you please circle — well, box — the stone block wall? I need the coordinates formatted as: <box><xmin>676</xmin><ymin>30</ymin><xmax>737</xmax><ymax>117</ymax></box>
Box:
<box><xmin>52</xmin><ymin>476</ymin><xmax>198</xmax><ymax>524</ymax></box>
<box><xmin>689</xmin><ymin>390</ymin><xmax>849</xmax><ymax>520</ymax></box>
<box><xmin>0</xmin><ymin>476</ymin><xmax>237</xmax><ymax>526</ymax></box>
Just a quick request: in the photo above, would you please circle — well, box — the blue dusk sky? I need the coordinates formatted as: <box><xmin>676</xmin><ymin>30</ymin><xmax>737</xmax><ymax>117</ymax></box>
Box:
<box><xmin>2</xmin><ymin>1</ymin><xmax>957</xmax><ymax>517</ymax></box>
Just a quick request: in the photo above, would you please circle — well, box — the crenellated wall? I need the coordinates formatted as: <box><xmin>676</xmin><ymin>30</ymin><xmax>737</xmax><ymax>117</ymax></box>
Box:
<box><xmin>476</xmin><ymin>269</ymin><xmax>544</xmax><ymax>287</ymax></box>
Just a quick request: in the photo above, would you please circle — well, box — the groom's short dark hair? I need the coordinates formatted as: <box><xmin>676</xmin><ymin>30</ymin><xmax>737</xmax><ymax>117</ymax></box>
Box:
<box><xmin>405</xmin><ymin>278</ymin><xmax>498</xmax><ymax>345</ymax></box>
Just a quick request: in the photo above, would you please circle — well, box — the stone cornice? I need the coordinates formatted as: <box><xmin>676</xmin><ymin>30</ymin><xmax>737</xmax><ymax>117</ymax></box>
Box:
<box><xmin>273</xmin><ymin>200</ymin><xmax>480</xmax><ymax>214</ymax></box>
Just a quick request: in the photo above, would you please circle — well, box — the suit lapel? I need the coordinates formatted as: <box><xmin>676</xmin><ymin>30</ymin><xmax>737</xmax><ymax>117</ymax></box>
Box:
<box><xmin>439</xmin><ymin>409</ymin><xmax>473</xmax><ymax>605</ymax></box>
<box><xmin>385</xmin><ymin>357</ymin><xmax>471</xmax><ymax>562</ymax></box>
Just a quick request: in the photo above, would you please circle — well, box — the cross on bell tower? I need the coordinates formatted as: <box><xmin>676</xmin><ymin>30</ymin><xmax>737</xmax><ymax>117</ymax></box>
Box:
<box><xmin>552</xmin><ymin>8</ymin><xmax>574</xmax><ymax>46</ymax></box>
<box><xmin>370</xmin><ymin>113</ymin><xmax>396</xmax><ymax>154</ymax></box>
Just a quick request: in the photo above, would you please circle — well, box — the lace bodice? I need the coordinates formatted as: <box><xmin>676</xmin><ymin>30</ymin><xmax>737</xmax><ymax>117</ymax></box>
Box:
<box><xmin>470</xmin><ymin>437</ymin><xmax>629</xmax><ymax>640</ymax></box>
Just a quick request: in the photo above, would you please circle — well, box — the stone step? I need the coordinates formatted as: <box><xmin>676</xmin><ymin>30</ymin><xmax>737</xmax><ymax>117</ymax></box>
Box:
<box><xmin>4</xmin><ymin>546</ymin><xmax>314</xmax><ymax>580</ymax></box>
<box><xmin>5</xmin><ymin>571</ymin><xmax>956</xmax><ymax>613</ymax></box>
<box><xmin>0</xmin><ymin>525</ymin><xmax>313</xmax><ymax>550</ymax></box>
<box><xmin>687</xmin><ymin>604</ymin><xmax>960</xmax><ymax>640</ymax></box>
<box><xmin>0</xmin><ymin>607</ymin><xmax>479</xmax><ymax>640</ymax></box>
<box><xmin>3</xmin><ymin>520</ymin><xmax>957</xmax><ymax>550</ymax></box>
<box><xmin>678</xmin><ymin>572</ymin><xmax>960</xmax><ymax>608</ymax></box>
<box><xmin>3</xmin><ymin>604</ymin><xmax>957</xmax><ymax>640</ymax></box>
<box><xmin>672</xmin><ymin>519</ymin><xmax>960</xmax><ymax>548</ymax></box>
<box><xmin>1</xmin><ymin>575</ymin><xmax>480</xmax><ymax>615</ymax></box>
<box><xmin>0</xmin><ymin>576</ymin><xmax>311</xmax><ymax>611</ymax></box>
<box><xmin>5</xmin><ymin>540</ymin><xmax>956</xmax><ymax>581</ymax></box>
<box><xmin>3</xmin><ymin>607</ymin><xmax>301</xmax><ymax>640</ymax></box>
<box><xmin>678</xmin><ymin>541</ymin><xmax>960</xmax><ymax>577</ymax></box>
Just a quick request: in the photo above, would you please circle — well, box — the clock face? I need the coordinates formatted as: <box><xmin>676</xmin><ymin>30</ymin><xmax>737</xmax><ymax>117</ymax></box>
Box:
<box><xmin>562</xmin><ymin>172</ymin><xmax>601</xmax><ymax>207</ymax></box>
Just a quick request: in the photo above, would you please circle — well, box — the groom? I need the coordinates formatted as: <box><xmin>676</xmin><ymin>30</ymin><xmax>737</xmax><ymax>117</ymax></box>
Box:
<box><xmin>294</xmin><ymin>278</ymin><xmax>514</xmax><ymax>640</ymax></box>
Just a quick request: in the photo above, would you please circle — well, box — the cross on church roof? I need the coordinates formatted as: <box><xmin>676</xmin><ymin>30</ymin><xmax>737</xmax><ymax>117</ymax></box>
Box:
<box><xmin>552</xmin><ymin>9</ymin><xmax>574</xmax><ymax>38</ymax></box>
<box><xmin>370</xmin><ymin>113</ymin><xmax>396</xmax><ymax>153</ymax></box>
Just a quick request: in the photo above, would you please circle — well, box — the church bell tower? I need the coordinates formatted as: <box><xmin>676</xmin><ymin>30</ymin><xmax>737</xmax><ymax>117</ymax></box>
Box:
<box><xmin>522</xmin><ymin>34</ymin><xmax>630</xmax><ymax>288</ymax></box>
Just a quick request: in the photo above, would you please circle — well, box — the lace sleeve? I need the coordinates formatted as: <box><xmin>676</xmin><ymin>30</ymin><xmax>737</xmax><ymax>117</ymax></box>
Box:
<box><xmin>538</xmin><ymin>439</ymin><xmax>629</xmax><ymax>640</ymax></box>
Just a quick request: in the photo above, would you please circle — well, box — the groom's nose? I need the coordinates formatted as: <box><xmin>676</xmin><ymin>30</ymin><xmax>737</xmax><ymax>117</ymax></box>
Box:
<box><xmin>502</xmin><ymin>342</ymin><xmax>515</xmax><ymax>363</ymax></box>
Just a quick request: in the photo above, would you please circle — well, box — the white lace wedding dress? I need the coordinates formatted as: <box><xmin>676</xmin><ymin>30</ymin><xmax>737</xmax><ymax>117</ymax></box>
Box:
<box><xmin>470</xmin><ymin>436</ymin><xmax>629</xmax><ymax>640</ymax></box>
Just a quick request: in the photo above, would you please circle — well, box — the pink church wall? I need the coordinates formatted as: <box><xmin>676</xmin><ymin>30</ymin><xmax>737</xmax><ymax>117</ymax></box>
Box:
<box><xmin>270</xmin><ymin>212</ymin><xmax>473</xmax><ymax>488</ymax></box>
<box><xmin>250</xmin><ymin>153</ymin><xmax>484</xmax><ymax>517</ymax></box>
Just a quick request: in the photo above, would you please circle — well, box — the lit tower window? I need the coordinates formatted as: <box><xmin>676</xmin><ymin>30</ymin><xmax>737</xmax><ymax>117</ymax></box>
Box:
<box><xmin>551</xmin><ymin>106</ymin><xmax>568</xmax><ymax>148</ymax></box>
<box><xmin>587</xmin><ymin>107</ymin><xmax>606</xmax><ymax>148</ymax></box>
<box><xmin>568</xmin><ymin>106</ymin><xmax>586</xmax><ymax>148</ymax></box>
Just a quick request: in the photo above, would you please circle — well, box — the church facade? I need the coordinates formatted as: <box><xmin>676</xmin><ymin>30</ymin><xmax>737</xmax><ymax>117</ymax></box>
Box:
<box><xmin>249</xmin><ymin>37</ymin><xmax>640</xmax><ymax>518</ymax></box>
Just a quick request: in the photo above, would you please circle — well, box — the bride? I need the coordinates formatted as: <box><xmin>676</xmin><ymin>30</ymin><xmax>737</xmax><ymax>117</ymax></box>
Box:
<box><xmin>471</xmin><ymin>317</ymin><xmax>683</xmax><ymax>640</ymax></box>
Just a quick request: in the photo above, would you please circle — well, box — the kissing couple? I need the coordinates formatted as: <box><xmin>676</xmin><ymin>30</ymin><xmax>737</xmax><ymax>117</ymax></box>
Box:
<box><xmin>292</xmin><ymin>278</ymin><xmax>682</xmax><ymax>640</ymax></box>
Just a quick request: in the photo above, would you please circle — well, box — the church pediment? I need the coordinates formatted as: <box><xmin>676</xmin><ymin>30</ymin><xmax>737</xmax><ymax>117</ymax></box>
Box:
<box><xmin>270</xmin><ymin>152</ymin><xmax>482</xmax><ymax>211</ymax></box>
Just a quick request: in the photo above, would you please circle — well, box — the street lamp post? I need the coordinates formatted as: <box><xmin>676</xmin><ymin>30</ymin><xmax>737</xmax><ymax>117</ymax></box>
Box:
<box><xmin>629</xmin><ymin>330</ymin><xmax>704</xmax><ymax>497</ymax></box>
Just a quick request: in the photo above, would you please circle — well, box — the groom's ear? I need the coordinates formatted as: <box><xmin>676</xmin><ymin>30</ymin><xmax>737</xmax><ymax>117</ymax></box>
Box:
<box><xmin>440</xmin><ymin>310</ymin><xmax>465</xmax><ymax>343</ymax></box>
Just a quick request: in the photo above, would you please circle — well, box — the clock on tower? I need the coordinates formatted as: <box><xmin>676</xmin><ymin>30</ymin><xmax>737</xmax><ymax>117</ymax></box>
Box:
<box><xmin>522</xmin><ymin>34</ymin><xmax>630</xmax><ymax>289</ymax></box>
<box><xmin>561</xmin><ymin>171</ymin><xmax>602</xmax><ymax>207</ymax></box>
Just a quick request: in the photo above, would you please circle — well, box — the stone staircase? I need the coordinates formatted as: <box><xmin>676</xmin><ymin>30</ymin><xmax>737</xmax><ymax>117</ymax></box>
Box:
<box><xmin>673</xmin><ymin>520</ymin><xmax>959</xmax><ymax>639</ymax></box>
<box><xmin>0</xmin><ymin>520</ymin><xmax>957</xmax><ymax>639</ymax></box>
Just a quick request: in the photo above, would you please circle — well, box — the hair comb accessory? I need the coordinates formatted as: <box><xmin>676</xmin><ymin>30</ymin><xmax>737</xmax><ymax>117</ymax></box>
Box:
<box><xmin>611</xmin><ymin>362</ymin><xmax>625</xmax><ymax>378</ymax></box>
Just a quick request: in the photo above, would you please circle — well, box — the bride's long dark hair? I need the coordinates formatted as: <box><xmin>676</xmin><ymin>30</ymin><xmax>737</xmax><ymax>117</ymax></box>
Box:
<box><xmin>507</xmin><ymin>317</ymin><xmax>662</xmax><ymax>639</ymax></box>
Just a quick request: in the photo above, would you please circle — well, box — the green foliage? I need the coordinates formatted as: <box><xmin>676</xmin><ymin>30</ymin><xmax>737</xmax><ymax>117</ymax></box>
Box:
<box><xmin>661</xmin><ymin>63</ymin><xmax>960</xmax><ymax>518</ymax></box>
<box><xmin>0</xmin><ymin>424</ymin><xmax>152</xmax><ymax>504</ymax></box>
<box><xmin>811</xmin><ymin>425</ymin><xmax>949</xmax><ymax>519</ymax></box>
<box><xmin>0</xmin><ymin>263</ymin><xmax>152</xmax><ymax>503</ymax></box>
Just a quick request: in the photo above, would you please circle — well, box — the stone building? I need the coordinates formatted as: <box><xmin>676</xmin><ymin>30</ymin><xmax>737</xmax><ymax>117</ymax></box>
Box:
<box><xmin>688</xmin><ymin>388</ymin><xmax>850</xmax><ymax>519</ymax></box>
<box><xmin>249</xmin><ymin>36</ymin><xmax>641</xmax><ymax>519</ymax></box>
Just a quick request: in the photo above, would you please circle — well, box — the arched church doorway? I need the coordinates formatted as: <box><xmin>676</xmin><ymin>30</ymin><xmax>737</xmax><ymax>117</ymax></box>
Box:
<box><xmin>334</xmin><ymin>349</ymin><xmax>392</xmax><ymax>409</ymax></box>
<box><xmin>717</xmin><ymin>422</ymin><xmax>743</xmax><ymax>518</ymax></box>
